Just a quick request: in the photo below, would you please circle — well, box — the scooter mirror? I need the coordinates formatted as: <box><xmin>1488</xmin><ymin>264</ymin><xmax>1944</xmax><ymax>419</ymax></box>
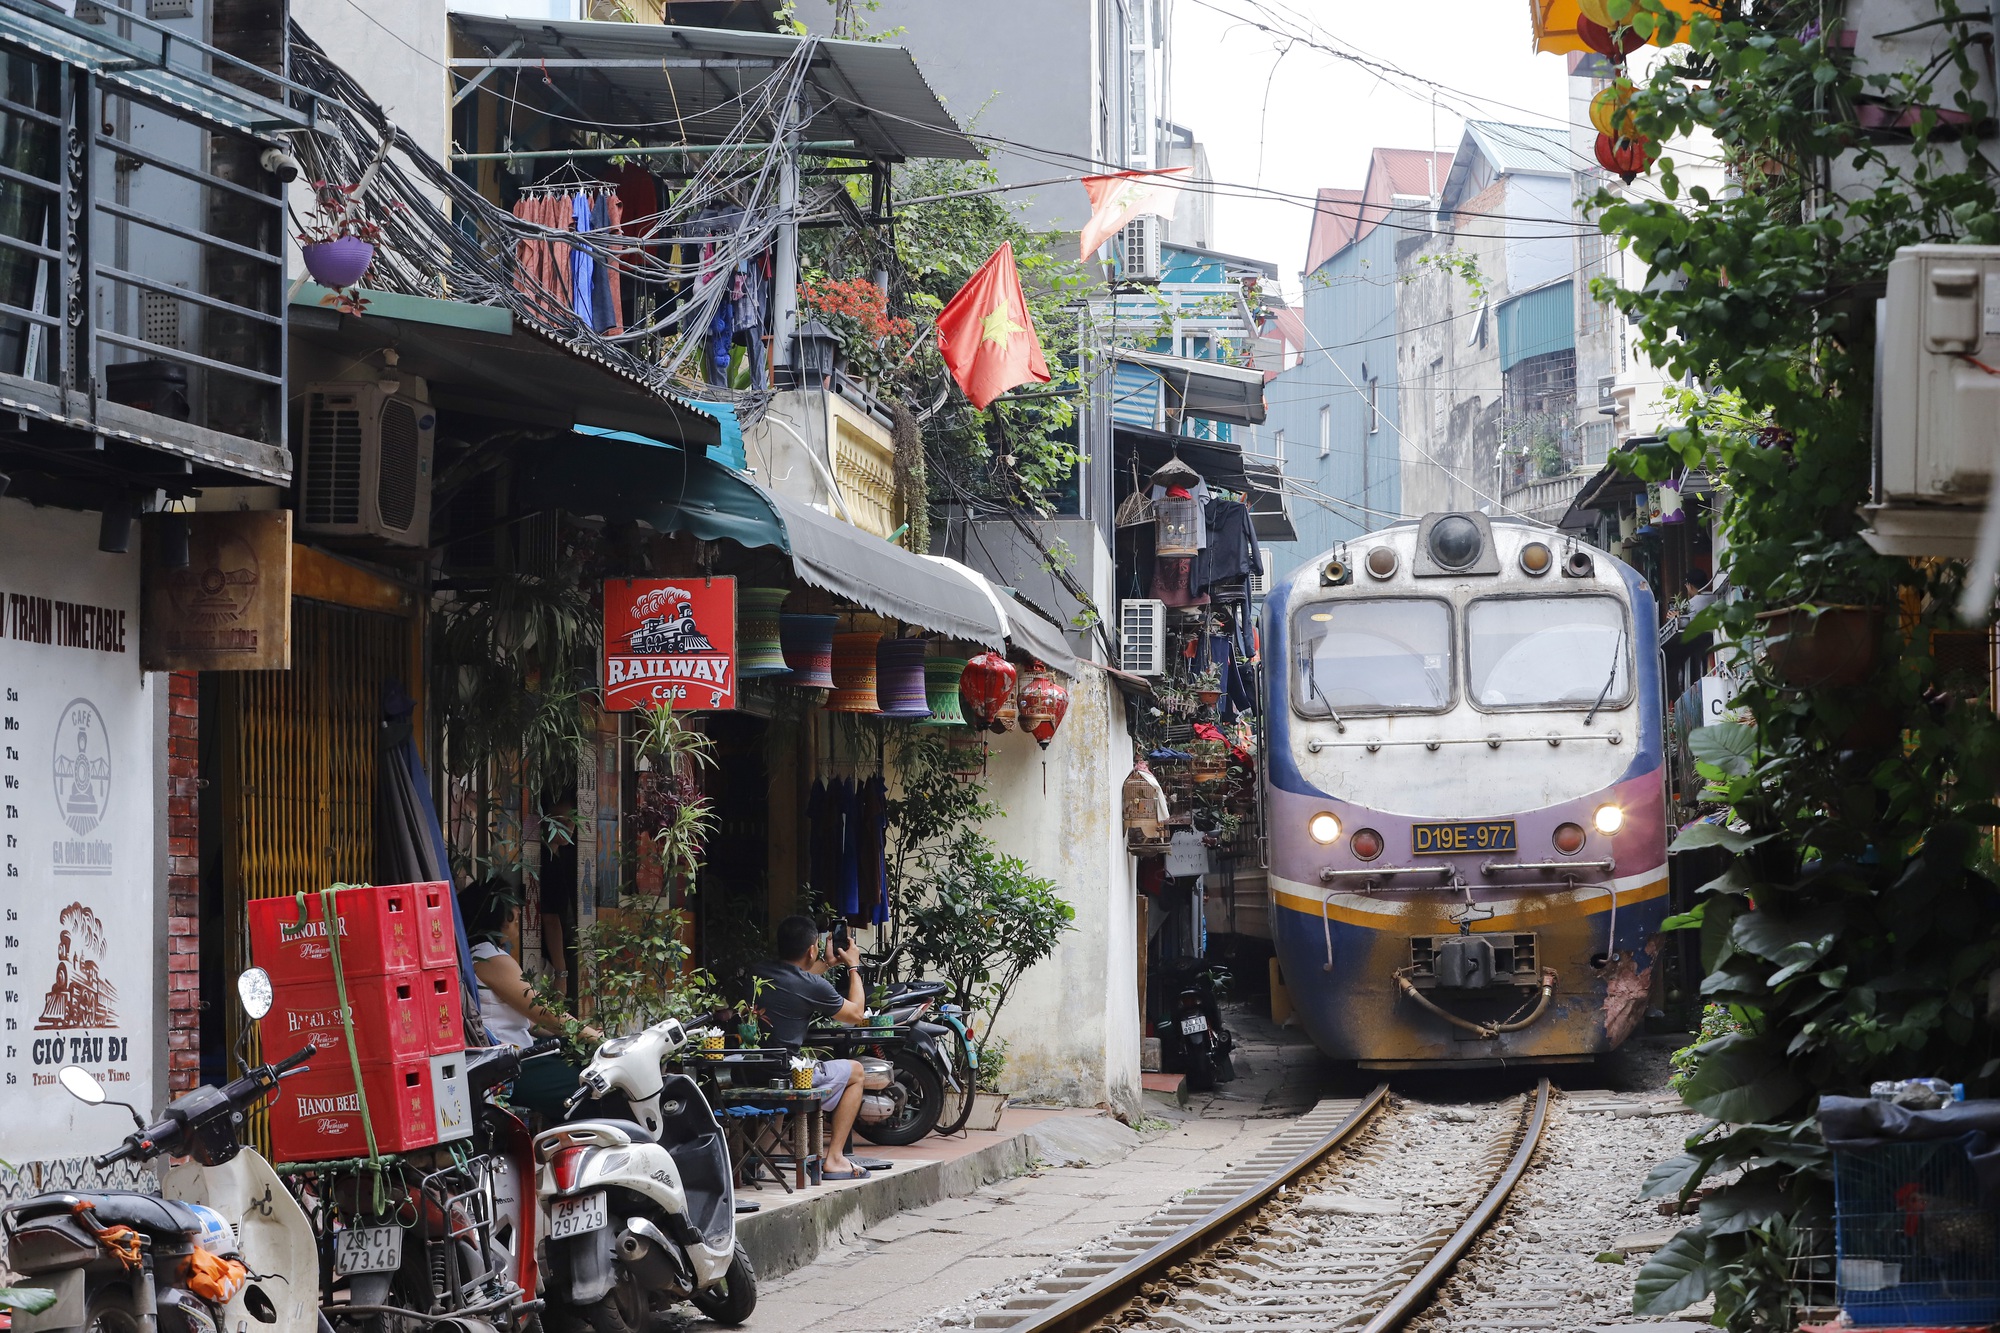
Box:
<box><xmin>237</xmin><ymin>967</ymin><xmax>274</xmax><ymax>1021</ymax></box>
<box><xmin>58</xmin><ymin>1064</ymin><xmax>107</xmax><ymax>1105</ymax></box>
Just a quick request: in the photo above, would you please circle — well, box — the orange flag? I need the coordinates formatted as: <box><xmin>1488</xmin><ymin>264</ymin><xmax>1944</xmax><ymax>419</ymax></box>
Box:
<box><xmin>935</xmin><ymin>241</ymin><xmax>1050</xmax><ymax>411</ymax></box>
<box><xmin>1078</xmin><ymin>166</ymin><xmax>1190</xmax><ymax>259</ymax></box>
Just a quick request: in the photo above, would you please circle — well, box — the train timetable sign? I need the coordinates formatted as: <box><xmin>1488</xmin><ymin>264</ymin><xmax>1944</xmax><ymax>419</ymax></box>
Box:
<box><xmin>603</xmin><ymin>577</ymin><xmax>738</xmax><ymax>712</ymax></box>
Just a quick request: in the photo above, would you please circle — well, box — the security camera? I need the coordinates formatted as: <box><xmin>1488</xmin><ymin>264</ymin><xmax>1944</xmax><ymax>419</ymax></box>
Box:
<box><xmin>259</xmin><ymin>147</ymin><xmax>301</xmax><ymax>183</ymax></box>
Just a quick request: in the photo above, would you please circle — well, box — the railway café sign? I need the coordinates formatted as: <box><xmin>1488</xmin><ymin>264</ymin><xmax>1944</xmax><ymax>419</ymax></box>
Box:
<box><xmin>0</xmin><ymin>497</ymin><xmax>155</xmax><ymax>1161</ymax></box>
<box><xmin>603</xmin><ymin>577</ymin><xmax>738</xmax><ymax>712</ymax></box>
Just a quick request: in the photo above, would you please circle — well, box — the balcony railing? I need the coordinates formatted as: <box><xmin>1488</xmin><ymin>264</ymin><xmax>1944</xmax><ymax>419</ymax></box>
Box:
<box><xmin>0</xmin><ymin>29</ymin><xmax>289</xmax><ymax>467</ymax></box>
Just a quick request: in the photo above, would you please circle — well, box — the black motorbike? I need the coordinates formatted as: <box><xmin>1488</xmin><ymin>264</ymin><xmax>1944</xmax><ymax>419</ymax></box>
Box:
<box><xmin>810</xmin><ymin>1020</ymin><xmax>948</xmax><ymax>1146</ymax></box>
<box><xmin>3</xmin><ymin>1045</ymin><xmax>320</xmax><ymax>1333</ymax></box>
<box><xmin>1154</xmin><ymin>965</ymin><xmax>1236</xmax><ymax>1092</ymax></box>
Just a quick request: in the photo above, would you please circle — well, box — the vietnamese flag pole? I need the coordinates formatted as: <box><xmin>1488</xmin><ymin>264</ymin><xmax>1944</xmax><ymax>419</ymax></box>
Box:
<box><xmin>935</xmin><ymin>241</ymin><xmax>1050</xmax><ymax>411</ymax></box>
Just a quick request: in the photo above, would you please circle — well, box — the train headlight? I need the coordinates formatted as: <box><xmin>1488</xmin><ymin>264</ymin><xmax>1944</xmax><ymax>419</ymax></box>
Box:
<box><xmin>1520</xmin><ymin>542</ymin><xmax>1553</xmax><ymax>576</ymax></box>
<box><xmin>1308</xmin><ymin>811</ymin><xmax>1342</xmax><ymax>845</ymax></box>
<box><xmin>1592</xmin><ymin>804</ymin><xmax>1624</xmax><ymax>836</ymax></box>
<box><xmin>1365</xmin><ymin>546</ymin><xmax>1398</xmax><ymax>579</ymax></box>
<box><xmin>1350</xmin><ymin>828</ymin><xmax>1384</xmax><ymax>861</ymax></box>
<box><xmin>1552</xmin><ymin>822</ymin><xmax>1586</xmax><ymax>855</ymax></box>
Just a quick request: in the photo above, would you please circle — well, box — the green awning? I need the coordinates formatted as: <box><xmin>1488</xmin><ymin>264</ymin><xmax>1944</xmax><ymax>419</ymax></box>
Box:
<box><xmin>1498</xmin><ymin>280</ymin><xmax>1575</xmax><ymax>371</ymax></box>
<box><xmin>515</xmin><ymin>433</ymin><xmax>784</xmax><ymax>550</ymax></box>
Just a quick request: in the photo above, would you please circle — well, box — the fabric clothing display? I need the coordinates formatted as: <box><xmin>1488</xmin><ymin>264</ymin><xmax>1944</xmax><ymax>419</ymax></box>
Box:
<box><xmin>1151</xmin><ymin>554</ymin><xmax>1208</xmax><ymax>609</ymax></box>
<box><xmin>807</xmin><ymin>775</ymin><xmax>888</xmax><ymax>923</ymax></box>
<box><xmin>858</xmin><ymin>775</ymin><xmax>888</xmax><ymax>923</ymax></box>
<box><xmin>1192</xmin><ymin>498</ymin><xmax>1262</xmax><ymax>596</ymax></box>
<box><xmin>569</xmin><ymin>191</ymin><xmax>595</xmax><ymax>329</ymax></box>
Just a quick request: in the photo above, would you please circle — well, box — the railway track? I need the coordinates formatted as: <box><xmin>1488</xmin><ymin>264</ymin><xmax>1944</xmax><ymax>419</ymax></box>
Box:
<box><xmin>979</xmin><ymin>1080</ymin><xmax>1552</xmax><ymax>1333</ymax></box>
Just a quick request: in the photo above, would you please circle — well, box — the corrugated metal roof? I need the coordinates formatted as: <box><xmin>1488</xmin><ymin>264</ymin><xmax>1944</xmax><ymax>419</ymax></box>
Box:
<box><xmin>1498</xmin><ymin>280</ymin><xmax>1575</xmax><ymax>370</ymax></box>
<box><xmin>448</xmin><ymin>16</ymin><xmax>982</xmax><ymax>162</ymax></box>
<box><xmin>1460</xmin><ymin>120</ymin><xmax>1572</xmax><ymax>176</ymax></box>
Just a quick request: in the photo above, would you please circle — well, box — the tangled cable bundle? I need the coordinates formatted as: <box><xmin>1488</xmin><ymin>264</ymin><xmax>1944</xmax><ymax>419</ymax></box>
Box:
<box><xmin>284</xmin><ymin>22</ymin><xmax>840</xmax><ymax>399</ymax></box>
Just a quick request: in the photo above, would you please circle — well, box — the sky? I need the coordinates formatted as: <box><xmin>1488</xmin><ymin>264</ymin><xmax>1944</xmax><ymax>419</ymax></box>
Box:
<box><xmin>1167</xmin><ymin>0</ymin><xmax>1571</xmax><ymax>301</ymax></box>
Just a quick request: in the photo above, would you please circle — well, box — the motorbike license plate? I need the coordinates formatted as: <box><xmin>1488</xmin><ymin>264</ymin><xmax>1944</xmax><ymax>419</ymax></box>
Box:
<box><xmin>549</xmin><ymin>1191</ymin><xmax>608</xmax><ymax>1241</ymax></box>
<box><xmin>1180</xmin><ymin>1015</ymin><xmax>1209</xmax><ymax>1035</ymax></box>
<box><xmin>335</xmin><ymin>1224</ymin><xmax>403</xmax><ymax>1276</ymax></box>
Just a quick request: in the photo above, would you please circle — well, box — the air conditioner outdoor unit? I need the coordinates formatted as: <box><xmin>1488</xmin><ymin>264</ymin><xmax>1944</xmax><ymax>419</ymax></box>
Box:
<box><xmin>1246</xmin><ymin>549</ymin><xmax>1271</xmax><ymax>599</ymax></box>
<box><xmin>1120</xmin><ymin>215</ymin><xmax>1161</xmax><ymax>283</ymax></box>
<box><xmin>300</xmin><ymin>377</ymin><xmax>436</xmax><ymax>547</ymax></box>
<box><xmin>1120</xmin><ymin>598</ymin><xmax>1166</xmax><ymax>675</ymax></box>
<box><xmin>1865</xmin><ymin>244</ymin><xmax>2000</xmax><ymax>558</ymax></box>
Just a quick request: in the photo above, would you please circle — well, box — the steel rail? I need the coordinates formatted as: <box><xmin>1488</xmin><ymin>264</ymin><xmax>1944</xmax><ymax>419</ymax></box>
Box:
<box><xmin>1000</xmin><ymin>1083</ymin><xmax>1392</xmax><ymax>1333</ymax></box>
<box><xmin>1360</xmin><ymin>1076</ymin><xmax>1553</xmax><ymax>1333</ymax></box>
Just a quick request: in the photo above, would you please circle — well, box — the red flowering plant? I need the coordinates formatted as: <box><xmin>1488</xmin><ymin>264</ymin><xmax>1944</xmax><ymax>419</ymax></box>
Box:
<box><xmin>798</xmin><ymin>276</ymin><xmax>916</xmax><ymax>384</ymax></box>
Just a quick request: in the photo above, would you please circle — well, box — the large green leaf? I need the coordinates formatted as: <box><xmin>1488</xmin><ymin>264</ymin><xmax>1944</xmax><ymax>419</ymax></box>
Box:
<box><xmin>0</xmin><ymin>1288</ymin><xmax>57</xmax><ymax>1315</ymax></box>
<box><xmin>1640</xmin><ymin>1152</ymin><xmax>1708</xmax><ymax>1200</ymax></box>
<box><xmin>1633</xmin><ymin>1228</ymin><xmax>1713</xmax><ymax>1315</ymax></box>
<box><xmin>1673</xmin><ymin>821</ymin><xmax>1765</xmax><ymax>853</ymax></box>
<box><xmin>1689</xmin><ymin>722</ymin><xmax>1757</xmax><ymax>776</ymax></box>
<box><xmin>1700</xmin><ymin>893</ymin><xmax>1745</xmax><ymax>972</ymax></box>
<box><xmin>1730</xmin><ymin>906</ymin><xmax>1842</xmax><ymax>966</ymax></box>
<box><xmin>1680</xmin><ymin>1033</ymin><xmax>1808</xmax><ymax>1123</ymax></box>
<box><xmin>1698</xmin><ymin>1177</ymin><xmax>1786</xmax><ymax>1235</ymax></box>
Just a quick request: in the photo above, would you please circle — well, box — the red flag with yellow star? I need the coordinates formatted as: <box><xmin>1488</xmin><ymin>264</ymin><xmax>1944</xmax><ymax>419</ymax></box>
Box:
<box><xmin>935</xmin><ymin>241</ymin><xmax>1050</xmax><ymax>410</ymax></box>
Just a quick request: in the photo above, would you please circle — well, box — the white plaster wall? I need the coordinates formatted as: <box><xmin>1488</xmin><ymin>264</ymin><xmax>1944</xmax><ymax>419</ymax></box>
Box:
<box><xmin>289</xmin><ymin>0</ymin><xmax>451</xmax><ymax>268</ymax></box>
<box><xmin>973</xmin><ymin>529</ymin><xmax>1140</xmax><ymax>1120</ymax></box>
<box><xmin>1503</xmin><ymin>173</ymin><xmax>1577</xmax><ymax>293</ymax></box>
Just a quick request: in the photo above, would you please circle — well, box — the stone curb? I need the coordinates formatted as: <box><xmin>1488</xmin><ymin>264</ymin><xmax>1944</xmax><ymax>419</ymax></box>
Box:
<box><xmin>738</xmin><ymin>1115</ymin><xmax>1141</xmax><ymax>1280</ymax></box>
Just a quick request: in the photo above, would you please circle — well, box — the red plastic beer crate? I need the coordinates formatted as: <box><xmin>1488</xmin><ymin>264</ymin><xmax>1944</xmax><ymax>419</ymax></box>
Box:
<box><xmin>260</xmin><ymin>969</ymin><xmax>464</xmax><ymax>1063</ymax></box>
<box><xmin>247</xmin><ymin>882</ymin><xmax>455</xmax><ymax>982</ymax></box>
<box><xmin>266</xmin><ymin>1052</ymin><xmax>472</xmax><ymax>1163</ymax></box>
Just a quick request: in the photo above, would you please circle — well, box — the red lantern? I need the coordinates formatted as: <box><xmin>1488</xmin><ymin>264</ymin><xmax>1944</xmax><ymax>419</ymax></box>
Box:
<box><xmin>1576</xmin><ymin>14</ymin><xmax>1645</xmax><ymax>58</ymax></box>
<box><xmin>959</xmin><ymin>652</ymin><xmax>1018</xmax><ymax>734</ymax></box>
<box><xmin>1017</xmin><ymin>664</ymin><xmax>1070</xmax><ymax>750</ymax></box>
<box><xmin>1594</xmin><ymin>130</ymin><xmax>1650</xmax><ymax>183</ymax></box>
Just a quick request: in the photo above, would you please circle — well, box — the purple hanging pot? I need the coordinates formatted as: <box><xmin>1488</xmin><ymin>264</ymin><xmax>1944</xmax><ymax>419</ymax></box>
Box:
<box><xmin>303</xmin><ymin>237</ymin><xmax>376</xmax><ymax>288</ymax></box>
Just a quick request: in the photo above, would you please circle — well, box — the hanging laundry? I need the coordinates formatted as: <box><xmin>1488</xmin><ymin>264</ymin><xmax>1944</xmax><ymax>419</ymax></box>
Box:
<box><xmin>569</xmin><ymin>191</ymin><xmax>596</xmax><ymax>329</ymax></box>
<box><xmin>1151</xmin><ymin>555</ymin><xmax>1208</xmax><ymax>609</ymax></box>
<box><xmin>1191</xmin><ymin>497</ymin><xmax>1262</xmax><ymax>596</ymax></box>
<box><xmin>858</xmin><ymin>774</ymin><xmax>888</xmax><ymax>924</ymax></box>
<box><xmin>836</xmin><ymin>777</ymin><xmax>862</xmax><ymax>918</ymax></box>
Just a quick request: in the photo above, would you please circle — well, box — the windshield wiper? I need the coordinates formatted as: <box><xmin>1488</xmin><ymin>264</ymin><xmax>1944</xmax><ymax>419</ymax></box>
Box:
<box><xmin>1583</xmin><ymin>628</ymin><xmax>1626</xmax><ymax>727</ymax></box>
<box><xmin>1305</xmin><ymin>656</ymin><xmax>1345</xmax><ymax>732</ymax></box>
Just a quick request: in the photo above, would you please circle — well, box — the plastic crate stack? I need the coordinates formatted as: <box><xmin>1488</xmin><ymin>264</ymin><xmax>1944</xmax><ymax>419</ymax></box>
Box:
<box><xmin>1834</xmin><ymin>1135</ymin><xmax>2000</xmax><ymax>1326</ymax></box>
<box><xmin>247</xmin><ymin>882</ymin><xmax>470</xmax><ymax>1162</ymax></box>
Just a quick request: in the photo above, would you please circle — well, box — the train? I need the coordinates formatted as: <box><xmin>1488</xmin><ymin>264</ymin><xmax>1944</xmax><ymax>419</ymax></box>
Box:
<box><xmin>1261</xmin><ymin>511</ymin><xmax>1669</xmax><ymax>1068</ymax></box>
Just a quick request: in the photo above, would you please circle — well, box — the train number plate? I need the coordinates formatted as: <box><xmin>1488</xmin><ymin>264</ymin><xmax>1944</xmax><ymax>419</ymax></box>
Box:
<box><xmin>1412</xmin><ymin>820</ymin><xmax>1517</xmax><ymax>855</ymax></box>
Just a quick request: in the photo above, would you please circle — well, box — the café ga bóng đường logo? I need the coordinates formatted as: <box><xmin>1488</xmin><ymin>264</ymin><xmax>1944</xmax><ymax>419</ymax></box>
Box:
<box><xmin>603</xmin><ymin>578</ymin><xmax>737</xmax><ymax>712</ymax></box>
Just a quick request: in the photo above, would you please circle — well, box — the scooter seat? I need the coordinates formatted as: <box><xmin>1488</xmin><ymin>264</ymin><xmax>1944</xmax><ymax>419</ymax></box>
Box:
<box><xmin>567</xmin><ymin>1118</ymin><xmax>661</xmax><ymax>1146</ymax></box>
<box><xmin>6</xmin><ymin>1191</ymin><xmax>207</xmax><ymax>1237</ymax></box>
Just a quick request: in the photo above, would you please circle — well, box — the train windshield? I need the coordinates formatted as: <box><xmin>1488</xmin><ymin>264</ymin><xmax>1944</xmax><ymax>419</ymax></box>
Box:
<box><xmin>1292</xmin><ymin>599</ymin><xmax>1452</xmax><ymax>715</ymax></box>
<box><xmin>1467</xmin><ymin>595</ymin><xmax>1631</xmax><ymax>710</ymax></box>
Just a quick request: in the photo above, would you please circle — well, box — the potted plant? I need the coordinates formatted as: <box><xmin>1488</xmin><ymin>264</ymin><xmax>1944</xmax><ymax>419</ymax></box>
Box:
<box><xmin>964</xmin><ymin>1039</ymin><xmax>1009</xmax><ymax>1131</ymax></box>
<box><xmin>905</xmin><ymin>831</ymin><xmax>1075</xmax><ymax>1113</ymax></box>
<box><xmin>1191</xmin><ymin>665</ymin><xmax>1223</xmax><ymax>709</ymax></box>
<box><xmin>297</xmin><ymin>181</ymin><xmax>383</xmax><ymax>289</ymax></box>
<box><xmin>1753</xmin><ymin>603</ymin><xmax>1885</xmax><ymax>688</ymax></box>
<box><xmin>1189</xmin><ymin>737</ymin><xmax>1229</xmax><ymax>783</ymax></box>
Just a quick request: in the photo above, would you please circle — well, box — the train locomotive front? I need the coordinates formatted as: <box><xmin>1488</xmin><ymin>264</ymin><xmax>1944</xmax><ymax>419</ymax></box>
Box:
<box><xmin>1262</xmin><ymin>512</ymin><xmax>1668</xmax><ymax>1068</ymax></box>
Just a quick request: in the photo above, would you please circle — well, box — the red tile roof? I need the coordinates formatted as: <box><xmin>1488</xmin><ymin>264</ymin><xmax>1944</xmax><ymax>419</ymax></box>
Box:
<box><xmin>1302</xmin><ymin>148</ymin><xmax>1454</xmax><ymax>276</ymax></box>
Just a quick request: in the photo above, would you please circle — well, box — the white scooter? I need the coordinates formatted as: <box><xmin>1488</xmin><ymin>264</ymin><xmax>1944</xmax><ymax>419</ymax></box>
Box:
<box><xmin>5</xmin><ymin>969</ymin><xmax>323</xmax><ymax>1333</ymax></box>
<box><xmin>534</xmin><ymin>1018</ymin><xmax>755</xmax><ymax>1331</ymax></box>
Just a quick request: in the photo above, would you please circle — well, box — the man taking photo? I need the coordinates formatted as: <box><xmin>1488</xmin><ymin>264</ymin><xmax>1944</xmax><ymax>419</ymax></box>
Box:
<box><xmin>751</xmin><ymin>915</ymin><xmax>871</xmax><ymax>1180</ymax></box>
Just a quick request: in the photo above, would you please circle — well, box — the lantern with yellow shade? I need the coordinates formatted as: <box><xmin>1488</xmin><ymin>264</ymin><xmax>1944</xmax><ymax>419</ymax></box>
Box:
<box><xmin>1528</xmin><ymin>0</ymin><xmax>1714</xmax><ymax>53</ymax></box>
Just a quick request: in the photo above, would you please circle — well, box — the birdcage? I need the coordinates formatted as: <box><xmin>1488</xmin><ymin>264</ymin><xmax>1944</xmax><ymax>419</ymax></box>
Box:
<box><xmin>1833</xmin><ymin>1135</ymin><xmax>2000</xmax><ymax>1325</ymax></box>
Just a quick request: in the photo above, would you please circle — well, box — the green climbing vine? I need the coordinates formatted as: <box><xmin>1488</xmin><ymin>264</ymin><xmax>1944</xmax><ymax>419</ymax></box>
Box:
<box><xmin>1593</xmin><ymin>0</ymin><xmax>2000</xmax><ymax>1328</ymax></box>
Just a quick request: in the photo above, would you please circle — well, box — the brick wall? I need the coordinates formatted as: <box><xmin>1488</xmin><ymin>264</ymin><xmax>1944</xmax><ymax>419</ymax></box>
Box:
<box><xmin>167</xmin><ymin>671</ymin><xmax>200</xmax><ymax>1094</ymax></box>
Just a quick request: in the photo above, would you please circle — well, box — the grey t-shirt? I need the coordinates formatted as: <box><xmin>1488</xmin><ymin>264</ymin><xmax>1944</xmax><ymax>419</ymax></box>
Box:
<box><xmin>751</xmin><ymin>960</ymin><xmax>844</xmax><ymax>1050</ymax></box>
